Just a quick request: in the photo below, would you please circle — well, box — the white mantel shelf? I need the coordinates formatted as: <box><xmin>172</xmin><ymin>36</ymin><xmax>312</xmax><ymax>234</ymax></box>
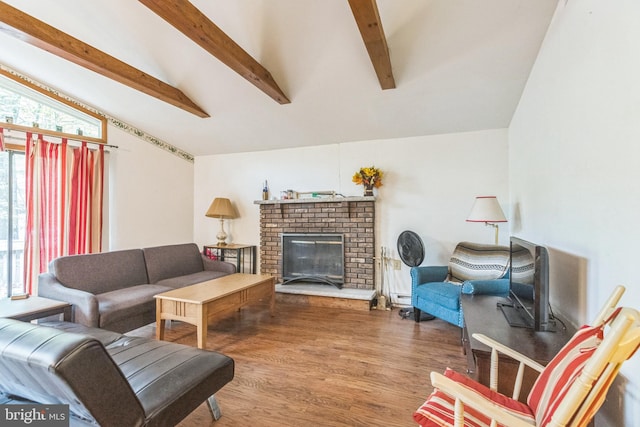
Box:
<box><xmin>254</xmin><ymin>196</ymin><xmax>375</xmax><ymax>205</ymax></box>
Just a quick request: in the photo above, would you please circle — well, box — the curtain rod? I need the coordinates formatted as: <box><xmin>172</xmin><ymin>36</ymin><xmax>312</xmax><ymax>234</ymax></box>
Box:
<box><xmin>1</xmin><ymin>129</ymin><xmax>118</xmax><ymax>149</ymax></box>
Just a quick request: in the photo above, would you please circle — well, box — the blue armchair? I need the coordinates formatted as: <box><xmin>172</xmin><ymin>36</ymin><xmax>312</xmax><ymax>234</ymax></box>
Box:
<box><xmin>410</xmin><ymin>242</ymin><xmax>511</xmax><ymax>328</ymax></box>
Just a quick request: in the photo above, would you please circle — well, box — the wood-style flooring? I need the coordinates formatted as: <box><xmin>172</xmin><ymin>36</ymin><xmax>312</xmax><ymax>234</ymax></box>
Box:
<box><xmin>131</xmin><ymin>302</ymin><xmax>468</xmax><ymax>427</ymax></box>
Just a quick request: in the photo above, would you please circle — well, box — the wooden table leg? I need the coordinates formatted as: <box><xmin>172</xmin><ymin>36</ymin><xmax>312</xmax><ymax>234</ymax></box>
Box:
<box><xmin>197</xmin><ymin>304</ymin><xmax>207</xmax><ymax>349</ymax></box>
<box><xmin>62</xmin><ymin>305</ymin><xmax>72</xmax><ymax>322</ymax></box>
<box><xmin>156</xmin><ymin>299</ymin><xmax>165</xmax><ymax>341</ymax></box>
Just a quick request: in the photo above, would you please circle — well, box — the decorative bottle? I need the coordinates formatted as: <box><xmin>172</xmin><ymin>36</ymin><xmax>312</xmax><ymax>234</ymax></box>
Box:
<box><xmin>262</xmin><ymin>180</ymin><xmax>269</xmax><ymax>200</ymax></box>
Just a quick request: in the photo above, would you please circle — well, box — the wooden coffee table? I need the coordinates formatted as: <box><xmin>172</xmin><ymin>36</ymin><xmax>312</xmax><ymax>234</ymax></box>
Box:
<box><xmin>154</xmin><ymin>273</ymin><xmax>275</xmax><ymax>349</ymax></box>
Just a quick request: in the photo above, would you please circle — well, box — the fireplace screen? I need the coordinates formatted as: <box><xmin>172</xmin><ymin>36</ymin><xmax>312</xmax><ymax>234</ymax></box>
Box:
<box><xmin>281</xmin><ymin>233</ymin><xmax>344</xmax><ymax>288</ymax></box>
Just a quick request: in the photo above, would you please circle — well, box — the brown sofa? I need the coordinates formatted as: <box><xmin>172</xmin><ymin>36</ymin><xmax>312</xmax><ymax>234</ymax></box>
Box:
<box><xmin>0</xmin><ymin>318</ymin><xmax>234</xmax><ymax>426</ymax></box>
<box><xmin>38</xmin><ymin>243</ymin><xmax>236</xmax><ymax>333</ymax></box>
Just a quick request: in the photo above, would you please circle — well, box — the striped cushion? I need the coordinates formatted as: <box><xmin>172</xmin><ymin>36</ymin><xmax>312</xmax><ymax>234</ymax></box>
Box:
<box><xmin>414</xmin><ymin>368</ymin><xmax>534</xmax><ymax>427</ymax></box>
<box><xmin>527</xmin><ymin>323</ymin><xmax>603</xmax><ymax>425</ymax></box>
<box><xmin>446</xmin><ymin>242</ymin><xmax>510</xmax><ymax>284</ymax></box>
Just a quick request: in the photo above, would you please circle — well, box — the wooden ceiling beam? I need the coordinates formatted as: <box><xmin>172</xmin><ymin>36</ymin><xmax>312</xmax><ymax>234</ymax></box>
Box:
<box><xmin>348</xmin><ymin>0</ymin><xmax>396</xmax><ymax>90</ymax></box>
<box><xmin>139</xmin><ymin>0</ymin><xmax>290</xmax><ymax>105</ymax></box>
<box><xmin>0</xmin><ymin>2</ymin><xmax>209</xmax><ymax>118</ymax></box>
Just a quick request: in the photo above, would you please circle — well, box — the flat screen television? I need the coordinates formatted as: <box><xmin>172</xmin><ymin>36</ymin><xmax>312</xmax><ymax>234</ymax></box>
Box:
<box><xmin>498</xmin><ymin>236</ymin><xmax>557</xmax><ymax>332</ymax></box>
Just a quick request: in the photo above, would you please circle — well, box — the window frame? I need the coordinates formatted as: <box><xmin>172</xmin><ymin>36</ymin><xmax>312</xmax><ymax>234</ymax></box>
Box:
<box><xmin>0</xmin><ymin>68</ymin><xmax>107</xmax><ymax>144</ymax></box>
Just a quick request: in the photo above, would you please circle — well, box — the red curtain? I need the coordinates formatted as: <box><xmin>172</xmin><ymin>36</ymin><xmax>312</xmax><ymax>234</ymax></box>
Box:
<box><xmin>24</xmin><ymin>134</ymin><xmax>104</xmax><ymax>293</ymax></box>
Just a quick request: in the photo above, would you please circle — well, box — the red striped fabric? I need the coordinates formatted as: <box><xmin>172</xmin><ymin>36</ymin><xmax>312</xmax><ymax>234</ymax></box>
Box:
<box><xmin>24</xmin><ymin>137</ymin><xmax>104</xmax><ymax>293</ymax></box>
<box><xmin>414</xmin><ymin>368</ymin><xmax>534</xmax><ymax>427</ymax></box>
<box><xmin>527</xmin><ymin>324</ymin><xmax>603</xmax><ymax>425</ymax></box>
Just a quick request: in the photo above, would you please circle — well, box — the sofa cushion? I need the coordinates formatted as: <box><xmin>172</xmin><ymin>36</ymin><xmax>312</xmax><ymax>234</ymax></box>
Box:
<box><xmin>415</xmin><ymin>281</ymin><xmax>461</xmax><ymax>311</ymax></box>
<box><xmin>96</xmin><ymin>284</ymin><xmax>171</xmax><ymax>328</ymax></box>
<box><xmin>446</xmin><ymin>242</ymin><xmax>510</xmax><ymax>284</ymax></box>
<box><xmin>144</xmin><ymin>243</ymin><xmax>204</xmax><ymax>284</ymax></box>
<box><xmin>50</xmin><ymin>249</ymin><xmax>149</xmax><ymax>294</ymax></box>
<box><xmin>156</xmin><ymin>270</ymin><xmax>230</xmax><ymax>289</ymax></box>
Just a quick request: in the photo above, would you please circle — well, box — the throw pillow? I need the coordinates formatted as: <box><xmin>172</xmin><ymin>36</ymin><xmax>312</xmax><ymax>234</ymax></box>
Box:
<box><xmin>446</xmin><ymin>242</ymin><xmax>510</xmax><ymax>284</ymax></box>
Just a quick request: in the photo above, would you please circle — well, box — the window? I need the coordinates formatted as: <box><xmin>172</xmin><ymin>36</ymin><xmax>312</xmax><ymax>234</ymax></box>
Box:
<box><xmin>0</xmin><ymin>68</ymin><xmax>107</xmax><ymax>295</ymax></box>
<box><xmin>0</xmin><ymin>149</ymin><xmax>26</xmax><ymax>297</ymax></box>
<box><xmin>0</xmin><ymin>69</ymin><xmax>107</xmax><ymax>143</ymax></box>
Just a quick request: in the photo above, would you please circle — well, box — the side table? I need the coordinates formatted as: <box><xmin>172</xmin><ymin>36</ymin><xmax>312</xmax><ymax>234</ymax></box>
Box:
<box><xmin>203</xmin><ymin>244</ymin><xmax>257</xmax><ymax>274</ymax></box>
<box><xmin>0</xmin><ymin>296</ymin><xmax>72</xmax><ymax>322</ymax></box>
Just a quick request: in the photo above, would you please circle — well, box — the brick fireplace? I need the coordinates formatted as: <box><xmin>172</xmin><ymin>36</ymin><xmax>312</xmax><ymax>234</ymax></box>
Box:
<box><xmin>256</xmin><ymin>197</ymin><xmax>375</xmax><ymax>290</ymax></box>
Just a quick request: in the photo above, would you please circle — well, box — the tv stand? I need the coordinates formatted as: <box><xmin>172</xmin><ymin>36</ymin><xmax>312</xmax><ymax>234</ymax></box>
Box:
<box><xmin>461</xmin><ymin>294</ymin><xmax>572</xmax><ymax>402</ymax></box>
<box><xmin>497</xmin><ymin>301</ymin><xmax>533</xmax><ymax>328</ymax></box>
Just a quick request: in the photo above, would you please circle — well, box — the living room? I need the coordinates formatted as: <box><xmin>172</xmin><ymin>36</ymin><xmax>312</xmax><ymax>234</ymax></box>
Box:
<box><xmin>1</xmin><ymin>1</ymin><xmax>639</xmax><ymax>426</ymax></box>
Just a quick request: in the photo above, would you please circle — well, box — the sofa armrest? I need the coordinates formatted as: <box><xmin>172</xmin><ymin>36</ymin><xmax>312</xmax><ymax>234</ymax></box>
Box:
<box><xmin>410</xmin><ymin>266</ymin><xmax>449</xmax><ymax>290</ymax></box>
<box><xmin>461</xmin><ymin>278</ymin><xmax>510</xmax><ymax>296</ymax></box>
<box><xmin>38</xmin><ymin>273</ymin><xmax>100</xmax><ymax>327</ymax></box>
<box><xmin>201</xmin><ymin>255</ymin><xmax>237</xmax><ymax>274</ymax></box>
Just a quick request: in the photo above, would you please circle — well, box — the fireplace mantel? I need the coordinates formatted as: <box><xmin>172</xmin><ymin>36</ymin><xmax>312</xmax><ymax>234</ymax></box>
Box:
<box><xmin>254</xmin><ymin>195</ymin><xmax>374</xmax><ymax>205</ymax></box>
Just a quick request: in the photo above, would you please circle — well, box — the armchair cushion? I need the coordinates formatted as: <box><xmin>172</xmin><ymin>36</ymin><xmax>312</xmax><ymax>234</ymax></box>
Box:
<box><xmin>415</xmin><ymin>282</ymin><xmax>462</xmax><ymax>311</ymax></box>
<box><xmin>414</xmin><ymin>368</ymin><xmax>534</xmax><ymax>427</ymax></box>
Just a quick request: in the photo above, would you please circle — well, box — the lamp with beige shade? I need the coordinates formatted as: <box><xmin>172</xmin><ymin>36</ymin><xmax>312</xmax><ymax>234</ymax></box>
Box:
<box><xmin>205</xmin><ymin>197</ymin><xmax>238</xmax><ymax>246</ymax></box>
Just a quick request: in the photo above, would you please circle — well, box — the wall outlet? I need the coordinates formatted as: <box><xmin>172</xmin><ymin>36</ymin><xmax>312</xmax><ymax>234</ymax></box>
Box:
<box><xmin>392</xmin><ymin>259</ymin><xmax>401</xmax><ymax>270</ymax></box>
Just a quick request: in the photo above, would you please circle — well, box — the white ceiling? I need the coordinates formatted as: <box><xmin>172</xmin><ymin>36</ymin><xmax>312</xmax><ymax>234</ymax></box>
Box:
<box><xmin>0</xmin><ymin>0</ymin><xmax>558</xmax><ymax>157</ymax></box>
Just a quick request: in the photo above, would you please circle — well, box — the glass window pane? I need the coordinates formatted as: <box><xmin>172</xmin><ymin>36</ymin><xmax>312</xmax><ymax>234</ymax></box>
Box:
<box><xmin>11</xmin><ymin>152</ymin><xmax>25</xmax><ymax>294</ymax></box>
<box><xmin>0</xmin><ymin>150</ymin><xmax>26</xmax><ymax>297</ymax></box>
<box><xmin>0</xmin><ymin>151</ymin><xmax>7</xmax><ymax>297</ymax></box>
<box><xmin>0</xmin><ymin>73</ymin><xmax>102</xmax><ymax>139</ymax></box>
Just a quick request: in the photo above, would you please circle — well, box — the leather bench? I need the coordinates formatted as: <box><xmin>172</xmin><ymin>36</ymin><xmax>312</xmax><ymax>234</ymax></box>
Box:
<box><xmin>0</xmin><ymin>318</ymin><xmax>234</xmax><ymax>426</ymax></box>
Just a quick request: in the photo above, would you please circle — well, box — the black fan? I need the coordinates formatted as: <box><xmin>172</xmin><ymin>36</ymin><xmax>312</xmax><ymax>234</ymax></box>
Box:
<box><xmin>396</xmin><ymin>231</ymin><xmax>434</xmax><ymax>321</ymax></box>
<box><xmin>397</xmin><ymin>230</ymin><xmax>424</xmax><ymax>267</ymax></box>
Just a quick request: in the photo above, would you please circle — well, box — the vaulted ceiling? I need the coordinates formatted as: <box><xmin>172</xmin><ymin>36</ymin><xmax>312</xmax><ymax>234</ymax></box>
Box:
<box><xmin>0</xmin><ymin>0</ymin><xmax>558</xmax><ymax>157</ymax></box>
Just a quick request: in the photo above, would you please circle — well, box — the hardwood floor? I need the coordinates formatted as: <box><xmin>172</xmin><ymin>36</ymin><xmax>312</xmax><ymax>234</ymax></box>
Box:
<box><xmin>131</xmin><ymin>302</ymin><xmax>468</xmax><ymax>426</ymax></box>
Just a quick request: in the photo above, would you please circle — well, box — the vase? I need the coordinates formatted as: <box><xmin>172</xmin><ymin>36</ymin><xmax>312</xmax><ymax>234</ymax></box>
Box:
<box><xmin>363</xmin><ymin>184</ymin><xmax>374</xmax><ymax>197</ymax></box>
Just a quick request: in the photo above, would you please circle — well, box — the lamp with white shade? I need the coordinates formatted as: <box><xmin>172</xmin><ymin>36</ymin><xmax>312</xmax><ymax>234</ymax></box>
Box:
<box><xmin>205</xmin><ymin>197</ymin><xmax>238</xmax><ymax>246</ymax></box>
<box><xmin>466</xmin><ymin>196</ymin><xmax>507</xmax><ymax>245</ymax></box>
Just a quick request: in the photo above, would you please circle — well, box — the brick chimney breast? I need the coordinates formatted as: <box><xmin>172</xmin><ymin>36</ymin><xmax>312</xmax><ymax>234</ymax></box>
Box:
<box><xmin>257</xmin><ymin>198</ymin><xmax>375</xmax><ymax>290</ymax></box>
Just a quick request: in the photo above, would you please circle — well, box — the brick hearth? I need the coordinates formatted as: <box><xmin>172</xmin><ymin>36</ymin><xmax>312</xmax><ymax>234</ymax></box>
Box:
<box><xmin>256</xmin><ymin>197</ymin><xmax>375</xmax><ymax>290</ymax></box>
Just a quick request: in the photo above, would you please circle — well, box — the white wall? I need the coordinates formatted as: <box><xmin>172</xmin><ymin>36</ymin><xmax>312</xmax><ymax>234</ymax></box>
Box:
<box><xmin>194</xmin><ymin>128</ymin><xmax>508</xmax><ymax>303</ymax></box>
<box><xmin>509</xmin><ymin>1</ymin><xmax>640</xmax><ymax>425</ymax></box>
<box><xmin>106</xmin><ymin>125</ymin><xmax>194</xmax><ymax>250</ymax></box>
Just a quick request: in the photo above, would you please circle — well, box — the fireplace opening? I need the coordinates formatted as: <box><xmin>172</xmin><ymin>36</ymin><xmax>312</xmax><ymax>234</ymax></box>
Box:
<box><xmin>281</xmin><ymin>233</ymin><xmax>344</xmax><ymax>288</ymax></box>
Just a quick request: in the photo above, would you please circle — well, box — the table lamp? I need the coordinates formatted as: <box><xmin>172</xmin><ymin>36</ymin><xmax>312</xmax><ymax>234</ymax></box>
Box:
<box><xmin>205</xmin><ymin>197</ymin><xmax>238</xmax><ymax>245</ymax></box>
<box><xmin>466</xmin><ymin>196</ymin><xmax>507</xmax><ymax>244</ymax></box>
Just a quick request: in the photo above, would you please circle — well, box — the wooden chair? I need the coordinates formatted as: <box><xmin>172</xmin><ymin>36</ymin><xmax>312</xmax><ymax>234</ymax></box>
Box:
<box><xmin>414</xmin><ymin>285</ymin><xmax>639</xmax><ymax>427</ymax></box>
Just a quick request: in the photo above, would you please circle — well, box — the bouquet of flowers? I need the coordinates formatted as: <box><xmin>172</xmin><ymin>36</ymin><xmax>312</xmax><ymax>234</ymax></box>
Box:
<box><xmin>352</xmin><ymin>166</ymin><xmax>383</xmax><ymax>189</ymax></box>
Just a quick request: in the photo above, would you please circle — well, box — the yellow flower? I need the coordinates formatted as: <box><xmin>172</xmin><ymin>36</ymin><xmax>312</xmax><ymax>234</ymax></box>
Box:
<box><xmin>352</xmin><ymin>166</ymin><xmax>383</xmax><ymax>188</ymax></box>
